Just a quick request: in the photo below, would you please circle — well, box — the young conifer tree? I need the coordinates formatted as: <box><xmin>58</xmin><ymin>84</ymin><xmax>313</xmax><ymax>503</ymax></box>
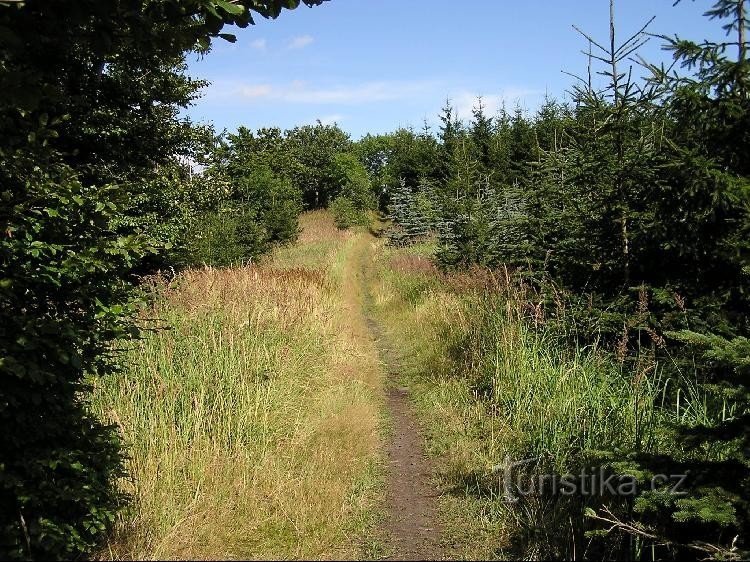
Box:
<box><xmin>609</xmin><ymin>2</ymin><xmax>750</xmax><ymax>558</ymax></box>
<box><xmin>386</xmin><ymin>177</ymin><xmax>435</xmax><ymax>246</ymax></box>
<box><xmin>436</xmin><ymin>99</ymin><xmax>461</xmax><ymax>187</ymax></box>
<box><xmin>470</xmin><ymin>97</ymin><xmax>496</xmax><ymax>181</ymax></box>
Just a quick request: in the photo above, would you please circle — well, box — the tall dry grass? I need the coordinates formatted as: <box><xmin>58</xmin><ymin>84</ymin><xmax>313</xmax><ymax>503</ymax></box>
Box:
<box><xmin>92</xmin><ymin>211</ymin><xmax>383</xmax><ymax>560</ymax></box>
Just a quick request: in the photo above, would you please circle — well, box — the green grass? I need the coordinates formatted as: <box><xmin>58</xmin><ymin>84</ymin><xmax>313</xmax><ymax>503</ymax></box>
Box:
<box><xmin>370</xmin><ymin>243</ymin><xmax>666</xmax><ymax>559</ymax></box>
<box><xmin>88</xmin><ymin>211</ymin><xmax>717</xmax><ymax>560</ymax></box>
<box><xmin>91</xmin><ymin>211</ymin><xmax>384</xmax><ymax>560</ymax></box>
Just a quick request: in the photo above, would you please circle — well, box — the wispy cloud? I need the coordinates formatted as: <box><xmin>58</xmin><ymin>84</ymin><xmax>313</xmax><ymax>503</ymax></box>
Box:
<box><xmin>288</xmin><ymin>35</ymin><xmax>314</xmax><ymax>50</ymax></box>
<box><xmin>315</xmin><ymin>114</ymin><xmax>345</xmax><ymax>125</ymax></box>
<box><xmin>223</xmin><ymin>80</ymin><xmax>438</xmax><ymax>105</ymax></box>
<box><xmin>249</xmin><ymin>38</ymin><xmax>267</xmax><ymax>51</ymax></box>
<box><xmin>282</xmin><ymin>81</ymin><xmax>432</xmax><ymax>104</ymax></box>
<box><xmin>238</xmin><ymin>84</ymin><xmax>274</xmax><ymax>98</ymax></box>
<box><xmin>200</xmin><ymin>79</ymin><xmax>545</xmax><ymax>133</ymax></box>
<box><xmin>452</xmin><ymin>88</ymin><xmax>545</xmax><ymax>121</ymax></box>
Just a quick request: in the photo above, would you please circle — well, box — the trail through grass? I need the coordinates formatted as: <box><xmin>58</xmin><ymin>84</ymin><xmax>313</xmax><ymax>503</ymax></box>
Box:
<box><xmin>370</xmin><ymin>241</ymin><xmax>666</xmax><ymax>559</ymax></box>
<box><xmin>92</xmin><ymin>212</ymin><xmax>384</xmax><ymax>560</ymax></box>
<box><xmin>89</xmin><ymin>211</ymin><xmax>659</xmax><ymax>560</ymax></box>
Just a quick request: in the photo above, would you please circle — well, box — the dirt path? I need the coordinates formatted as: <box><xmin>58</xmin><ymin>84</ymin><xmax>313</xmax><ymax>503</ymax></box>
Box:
<box><xmin>379</xmin><ymin>384</ymin><xmax>444</xmax><ymax>561</ymax></box>
<box><xmin>348</xmin><ymin>232</ymin><xmax>445</xmax><ymax>561</ymax></box>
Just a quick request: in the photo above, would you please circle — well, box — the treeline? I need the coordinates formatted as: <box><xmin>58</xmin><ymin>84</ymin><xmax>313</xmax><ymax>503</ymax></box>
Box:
<box><xmin>376</xmin><ymin>2</ymin><xmax>749</xmax><ymax>560</ymax></box>
<box><xmin>148</xmin><ymin>122</ymin><xmax>373</xmax><ymax>268</ymax></box>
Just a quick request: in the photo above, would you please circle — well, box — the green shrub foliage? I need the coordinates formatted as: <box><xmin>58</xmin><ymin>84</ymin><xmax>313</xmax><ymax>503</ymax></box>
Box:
<box><xmin>0</xmin><ymin>1</ymin><xmax>326</xmax><ymax>559</ymax></box>
<box><xmin>0</xmin><ymin>163</ymin><xmax>145</xmax><ymax>559</ymax></box>
<box><xmin>330</xmin><ymin>196</ymin><xmax>367</xmax><ymax>229</ymax></box>
<box><xmin>184</xmin><ymin>167</ymin><xmax>302</xmax><ymax>266</ymax></box>
<box><xmin>327</xmin><ymin>152</ymin><xmax>377</xmax><ymax>229</ymax></box>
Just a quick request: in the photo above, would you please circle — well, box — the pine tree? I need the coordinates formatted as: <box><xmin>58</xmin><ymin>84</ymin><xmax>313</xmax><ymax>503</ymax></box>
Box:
<box><xmin>619</xmin><ymin>2</ymin><xmax>750</xmax><ymax>557</ymax></box>
<box><xmin>513</xmin><ymin>0</ymin><xmax>668</xmax><ymax>330</ymax></box>
<box><xmin>550</xmin><ymin>2</ymin><xmax>750</xmax><ymax>558</ymax></box>
<box><xmin>435</xmin><ymin>137</ymin><xmax>501</xmax><ymax>267</ymax></box>
<box><xmin>386</xmin><ymin>178</ymin><xmax>434</xmax><ymax>246</ymax></box>
<box><xmin>470</xmin><ymin>97</ymin><xmax>495</xmax><ymax>180</ymax></box>
<box><xmin>437</xmin><ymin>99</ymin><xmax>461</xmax><ymax>186</ymax></box>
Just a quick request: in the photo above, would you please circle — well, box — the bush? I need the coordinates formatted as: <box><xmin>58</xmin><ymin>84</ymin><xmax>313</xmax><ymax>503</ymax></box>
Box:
<box><xmin>180</xmin><ymin>167</ymin><xmax>302</xmax><ymax>268</ymax></box>
<box><xmin>328</xmin><ymin>153</ymin><xmax>376</xmax><ymax>209</ymax></box>
<box><xmin>326</xmin><ymin>152</ymin><xmax>375</xmax><ymax>230</ymax></box>
<box><xmin>0</xmin><ymin>165</ymin><xmax>150</xmax><ymax>559</ymax></box>
<box><xmin>235</xmin><ymin>168</ymin><xmax>302</xmax><ymax>246</ymax></box>
<box><xmin>330</xmin><ymin>196</ymin><xmax>370</xmax><ymax>230</ymax></box>
<box><xmin>185</xmin><ymin>209</ymin><xmax>269</xmax><ymax>267</ymax></box>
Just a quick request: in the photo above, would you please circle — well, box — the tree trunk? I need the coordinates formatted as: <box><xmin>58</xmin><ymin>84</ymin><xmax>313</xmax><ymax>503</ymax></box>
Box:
<box><xmin>739</xmin><ymin>0</ymin><xmax>746</xmax><ymax>63</ymax></box>
<box><xmin>610</xmin><ymin>0</ymin><xmax>619</xmax><ymax>105</ymax></box>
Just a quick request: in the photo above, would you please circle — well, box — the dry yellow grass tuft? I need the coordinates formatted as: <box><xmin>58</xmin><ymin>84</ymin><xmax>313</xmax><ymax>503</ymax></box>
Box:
<box><xmin>92</xmin><ymin>211</ymin><xmax>383</xmax><ymax>560</ymax></box>
<box><xmin>296</xmin><ymin>209</ymin><xmax>352</xmax><ymax>245</ymax></box>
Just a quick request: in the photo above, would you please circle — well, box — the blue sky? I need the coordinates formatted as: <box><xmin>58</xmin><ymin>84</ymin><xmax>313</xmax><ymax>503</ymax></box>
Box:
<box><xmin>185</xmin><ymin>0</ymin><xmax>723</xmax><ymax>138</ymax></box>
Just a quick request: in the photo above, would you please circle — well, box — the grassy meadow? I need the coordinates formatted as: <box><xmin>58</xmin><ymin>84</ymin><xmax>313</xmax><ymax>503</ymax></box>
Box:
<box><xmin>87</xmin><ymin>212</ymin><xmax>725</xmax><ymax>560</ymax></box>
<box><xmin>91</xmin><ymin>212</ymin><xmax>384</xmax><ymax>560</ymax></box>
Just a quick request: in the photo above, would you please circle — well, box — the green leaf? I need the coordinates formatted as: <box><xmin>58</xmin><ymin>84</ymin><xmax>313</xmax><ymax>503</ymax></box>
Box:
<box><xmin>196</xmin><ymin>36</ymin><xmax>210</xmax><ymax>51</ymax></box>
<box><xmin>214</xmin><ymin>0</ymin><xmax>245</xmax><ymax>16</ymax></box>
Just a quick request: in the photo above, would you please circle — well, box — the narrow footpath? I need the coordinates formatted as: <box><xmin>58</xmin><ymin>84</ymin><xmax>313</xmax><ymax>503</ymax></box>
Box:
<box><xmin>345</xmin><ymin>232</ymin><xmax>445</xmax><ymax>561</ymax></box>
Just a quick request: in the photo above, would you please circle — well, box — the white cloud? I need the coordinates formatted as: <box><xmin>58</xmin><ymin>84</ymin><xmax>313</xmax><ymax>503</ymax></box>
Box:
<box><xmin>249</xmin><ymin>38</ymin><xmax>267</xmax><ymax>51</ymax></box>
<box><xmin>288</xmin><ymin>35</ymin><xmax>314</xmax><ymax>50</ymax></box>
<box><xmin>316</xmin><ymin>114</ymin><xmax>345</xmax><ymax>125</ymax></box>
<box><xmin>238</xmin><ymin>84</ymin><xmax>273</xmax><ymax>98</ymax></box>
<box><xmin>283</xmin><ymin>81</ymin><xmax>426</xmax><ymax>104</ymax></box>
<box><xmin>201</xmin><ymin>79</ymin><xmax>544</xmax><ymax>131</ymax></box>
<box><xmin>228</xmin><ymin>80</ymin><xmax>437</xmax><ymax>105</ymax></box>
<box><xmin>452</xmin><ymin>88</ymin><xmax>545</xmax><ymax>121</ymax></box>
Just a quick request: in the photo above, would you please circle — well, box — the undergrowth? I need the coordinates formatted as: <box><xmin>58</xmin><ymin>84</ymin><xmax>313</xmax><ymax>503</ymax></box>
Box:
<box><xmin>371</xmin><ymin>241</ymin><xmax>719</xmax><ymax>560</ymax></box>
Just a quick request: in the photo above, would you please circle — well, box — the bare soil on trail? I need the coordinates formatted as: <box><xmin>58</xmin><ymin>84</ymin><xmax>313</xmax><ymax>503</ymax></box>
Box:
<box><xmin>380</xmin><ymin>384</ymin><xmax>444</xmax><ymax>561</ymax></box>
<box><xmin>351</xmin><ymin>232</ymin><xmax>445</xmax><ymax>561</ymax></box>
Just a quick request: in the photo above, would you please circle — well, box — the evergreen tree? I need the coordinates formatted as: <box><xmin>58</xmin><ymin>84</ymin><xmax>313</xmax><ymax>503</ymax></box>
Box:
<box><xmin>437</xmin><ymin>99</ymin><xmax>461</xmax><ymax>185</ymax></box>
<box><xmin>506</xmin><ymin>106</ymin><xmax>536</xmax><ymax>187</ymax></box>
<box><xmin>386</xmin><ymin>178</ymin><xmax>433</xmax><ymax>246</ymax></box>
<box><xmin>470</xmin><ymin>97</ymin><xmax>495</xmax><ymax>180</ymax></box>
<box><xmin>435</xmin><ymin>137</ymin><xmax>500</xmax><ymax>267</ymax></box>
<box><xmin>614</xmin><ymin>2</ymin><xmax>750</xmax><ymax>557</ymax></box>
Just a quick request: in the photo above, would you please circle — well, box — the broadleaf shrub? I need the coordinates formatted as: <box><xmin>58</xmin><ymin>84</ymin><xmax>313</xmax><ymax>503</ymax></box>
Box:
<box><xmin>0</xmin><ymin>1</ymin><xmax>327</xmax><ymax>558</ymax></box>
<box><xmin>330</xmin><ymin>196</ymin><xmax>370</xmax><ymax>229</ymax></box>
<box><xmin>0</xmin><ymin>164</ymin><xmax>150</xmax><ymax>559</ymax></box>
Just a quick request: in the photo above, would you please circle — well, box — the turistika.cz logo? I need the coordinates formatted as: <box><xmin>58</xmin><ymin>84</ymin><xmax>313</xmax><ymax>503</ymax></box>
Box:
<box><xmin>495</xmin><ymin>457</ymin><xmax>688</xmax><ymax>503</ymax></box>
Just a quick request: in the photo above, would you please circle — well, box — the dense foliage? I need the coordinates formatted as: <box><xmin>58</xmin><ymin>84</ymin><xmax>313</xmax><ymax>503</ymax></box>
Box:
<box><xmin>0</xmin><ymin>1</ymin><xmax>327</xmax><ymax>559</ymax></box>
<box><xmin>381</xmin><ymin>1</ymin><xmax>749</xmax><ymax>559</ymax></box>
<box><xmin>196</xmin><ymin>122</ymin><xmax>376</xmax><ymax>236</ymax></box>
